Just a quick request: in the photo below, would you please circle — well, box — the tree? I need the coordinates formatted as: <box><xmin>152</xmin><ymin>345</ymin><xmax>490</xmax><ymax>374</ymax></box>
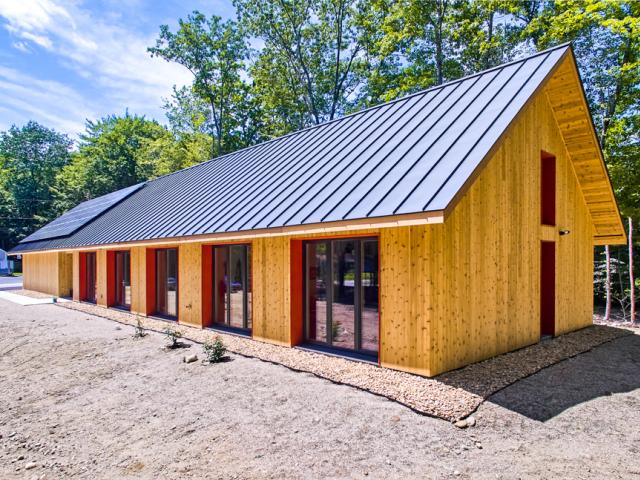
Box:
<box><xmin>55</xmin><ymin>114</ymin><xmax>169</xmax><ymax>210</ymax></box>
<box><xmin>163</xmin><ymin>85</ymin><xmax>214</xmax><ymax>139</ymax></box>
<box><xmin>234</xmin><ymin>0</ymin><xmax>366</xmax><ymax>127</ymax></box>
<box><xmin>149</xmin><ymin>12</ymin><xmax>250</xmax><ymax>157</ymax></box>
<box><xmin>449</xmin><ymin>0</ymin><xmax>523</xmax><ymax>74</ymax></box>
<box><xmin>0</xmin><ymin>121</ymin><xmax>72</xmax><ymax>248</ymax></box>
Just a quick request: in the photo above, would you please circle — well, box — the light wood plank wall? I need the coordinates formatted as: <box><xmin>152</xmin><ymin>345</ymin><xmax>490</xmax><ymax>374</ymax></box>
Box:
<box><xmin>23</xmin><ymin>252</ymin><xmax>73</xmax><ymax>297</ymax></box>
<box><xmin>96</xmin><ymin>250</ymin><xmax>108</xmax><ymax>306</ymax></box>
<box><xmin>130</xmin><ymin>246</ymin><xmax>147</xmax><ymax>315</ymax></box>
<box><xmin>378</xmin><ymin>90</ymin><xmax>594</xmax><ymax>376</ymax></box>
<box><xmin>178</xmin><ymin>243</ymin><xmax>203</xmax><ymax>327</ymax></box>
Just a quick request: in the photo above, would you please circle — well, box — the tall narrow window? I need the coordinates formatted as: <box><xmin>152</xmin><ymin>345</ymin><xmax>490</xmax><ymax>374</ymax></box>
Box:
<box><xmin>115</xmin><ymin>251</ymin><xmax>131</xmax><ymax>309</ymax></box>
<box><xmin>212</xmin><ymin>244</ymin><xmax>251</xmax><ymax>331</ymax></box>
<box><xmin>541</xmin><ymin>152</ymin><xmax>556</xmax><ymax>226</ymax></box>
<box><xmin>304</xmin><ymin>237</ymin><xmax>379</xmax><ymax>356</ymax></box>
<box><xmin>84</xmin><ymin>252</ymin><xmax>97</xmax><ymax>303</ymax></box>
<box><xmin>155</xmin><ymin>248</ymin><xmax>178</xmax><ymax>319</ymax></box>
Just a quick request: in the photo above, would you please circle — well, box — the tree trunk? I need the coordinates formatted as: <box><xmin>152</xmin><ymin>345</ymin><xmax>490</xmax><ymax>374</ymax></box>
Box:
<box><xmin>604</xmin><ymin>245</ymin><xmax>611</xmax><ymax>321</ymax></box>
<box><xmin>629</xmin><ymin>217</ymin><xmax>635</xmax><ymax>323</ymax></box>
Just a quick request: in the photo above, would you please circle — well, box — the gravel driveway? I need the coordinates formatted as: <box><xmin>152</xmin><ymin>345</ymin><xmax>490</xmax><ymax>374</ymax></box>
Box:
<box><xmin>1</xmin><ymin>299</ymin><xmax>639</xmax><ymax>479</ymax></box>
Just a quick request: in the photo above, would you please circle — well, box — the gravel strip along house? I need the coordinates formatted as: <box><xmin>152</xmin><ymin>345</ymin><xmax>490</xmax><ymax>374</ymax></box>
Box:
<box><xmin>10</xmin><ymin>44</ymin><xmax>625</xmax><ymax>377</ymax></box>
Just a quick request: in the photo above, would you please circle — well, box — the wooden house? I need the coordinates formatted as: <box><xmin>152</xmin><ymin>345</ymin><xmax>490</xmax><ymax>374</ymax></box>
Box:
<box><xmin>10</xmin><ymin>44</ymin><xmax>625</xmax><ymax>376</ymax></box>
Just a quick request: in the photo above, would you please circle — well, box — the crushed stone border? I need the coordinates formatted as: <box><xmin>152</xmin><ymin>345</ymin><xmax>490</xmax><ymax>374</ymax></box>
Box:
<box><xmin>45</xmin><ymin>298</ymin><xmax>631</xmax><ymax>422</ymax></box>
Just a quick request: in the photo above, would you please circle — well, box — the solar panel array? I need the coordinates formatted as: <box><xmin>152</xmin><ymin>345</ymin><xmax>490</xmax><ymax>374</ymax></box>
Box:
<box><xmin>20</xmin><ymin>183</ymin><xmax>145</xmax><ymax>243</ymax></box>
<box><xmin>12</xmin><ymin>45</ymin><xmax>569</xmax><ymax>253</ymax></box>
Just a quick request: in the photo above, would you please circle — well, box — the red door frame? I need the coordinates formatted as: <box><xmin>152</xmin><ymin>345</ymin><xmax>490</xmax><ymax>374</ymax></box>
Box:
<box><xmin>291</xmin><ymin>234</ymin><xmax>381</xmax><ymax>362</ymax></box>
<box><xmin>540</xmin><ymin>241</ymin><xmax>556</xmax><ymax>337</ymax></box>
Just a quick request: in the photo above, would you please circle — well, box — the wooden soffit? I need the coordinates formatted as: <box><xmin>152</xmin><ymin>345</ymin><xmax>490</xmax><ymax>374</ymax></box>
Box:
<box><xmin>543</xmin><ymin>52</ymin><xmax>626</xmax><ymax>245</ymax></box>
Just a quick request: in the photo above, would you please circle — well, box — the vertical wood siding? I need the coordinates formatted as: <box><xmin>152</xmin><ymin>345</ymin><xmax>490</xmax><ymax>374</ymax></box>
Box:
<box><xmin>378</xmin><ymin>89</ymin><xmax>594</xmax><ymax>376</ymax></box>
<box><xmin>18</xmin><ymin>75</ymin><xmax>595</xmax><ymax>376</ymax></box>
<box><xmin>130</xmin><ymin>246</ymin><xmax>147</xmax><ymax>315</ymax></box>
<box><xmin>23</xmin><ymin>252</ymin><xmax>73</xmax><ymax>297</ymax></box>
<box><xmin>178</xmin><ymin>243</ymin><xmax>203</xmax><ymax>327</ymax></box>
<box><xmin>96</xmin><ymin>250</ymin><xmax>108</xmax><ymax>306</ymax></box>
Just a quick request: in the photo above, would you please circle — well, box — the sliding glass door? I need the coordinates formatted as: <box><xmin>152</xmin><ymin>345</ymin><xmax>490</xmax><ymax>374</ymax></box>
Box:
<box><xmin>115</xmin><ymin>251</ymin><xmax>131</xmax><ymax>309</ymax></box>
<box><xmin>212</xmin><ymin>244</ymin><xmax>251</xmax><ymax>331</ymax></box>
<box><xmin>155</xmin><ymin>248</ymin><xmax>178</xmax><ymax>319</ymax></box>
<box><xmin>304</xmin><ymin>238</ymin><xmax>379</xmax><ymax>355</ymax></box>
<box><xmin>84</xmin><ymin>252</ymin><xmax>97</xmax><ymax>303</ymax></box>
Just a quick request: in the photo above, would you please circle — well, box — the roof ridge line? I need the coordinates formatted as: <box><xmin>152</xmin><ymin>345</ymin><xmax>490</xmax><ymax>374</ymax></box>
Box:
<box><xmin>149</xmin><ymin>42</ymin><xmax>572</xmax><ymax>184</ymax></box>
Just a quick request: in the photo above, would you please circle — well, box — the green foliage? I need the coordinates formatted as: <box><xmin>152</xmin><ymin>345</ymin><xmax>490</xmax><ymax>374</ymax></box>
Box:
<box><xmin>203</xmin><ymin>336</ymin><xmax>227</xmax><ymax>363</ymax></box>
<box><xmin>149</xmin><ymin>12</ymin><xmax>252</xmax><ymax>156</ymax></box>
<box><xmin>0</xmin><ymin>121</ymin><xmax>72</xmax><ymax>249</ymax></box>
<box><xmin>134</xmin><ymin>316</ymin><xmax>147</xmax><ymax>339</ymax></box>
<box><xmin>54</xmin><ymin>114</ymin><xmax>174</xmax><ymax>212</ymax></box>
<box><xmin>234</xmin><ymin>0</ymin><xmax>367</xmax><ymax>128</ymax></box>
<box><xmin>164</xmin><ymin>327</ymin><xmax>183</xmax><ymax>348</ymax></box>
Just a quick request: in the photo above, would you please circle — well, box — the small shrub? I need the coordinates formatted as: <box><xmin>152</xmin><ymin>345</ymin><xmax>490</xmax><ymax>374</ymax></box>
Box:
<box><xmin>331</xmin><ymin>320</ymin><xmax>342</xmax><ymax>341</ymax></box>
<box><xmin>164</xmin><ymin>327</ymin><xmax>182</xmax><ymax>348</ymax></box>
<box><xmin>134</xmin><ymin>317</ymin><xmax>147</xmax><ymax>339</ymax></box>
<box><xmin>203</xmin><ymin>337</ymin><xmax>227</xmax><ymax>363</ymax></box>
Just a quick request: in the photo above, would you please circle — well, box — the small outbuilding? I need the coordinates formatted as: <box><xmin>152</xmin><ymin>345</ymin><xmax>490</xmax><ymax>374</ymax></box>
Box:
<box><xmin>10</xmin><ymin>44</ymin><xmax>625</xmax><ymax>376</ymax></box>
<box><xmin>0</xmin><ymin>249</ymin><xmax>10</xmax><ymax>275</ymax></box>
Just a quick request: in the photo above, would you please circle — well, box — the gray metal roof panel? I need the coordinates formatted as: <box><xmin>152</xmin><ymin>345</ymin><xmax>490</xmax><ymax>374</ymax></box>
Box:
<box><xmin>10</xmin><ymin>45</ymin><xmax>570</xmax><ymax>254</ymax></box>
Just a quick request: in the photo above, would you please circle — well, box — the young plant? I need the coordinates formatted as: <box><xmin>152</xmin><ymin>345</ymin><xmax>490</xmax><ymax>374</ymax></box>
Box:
<box><xmin>331</xmin><ymin>320</ymin><xmax>342</xmax><ymax>342</ymax></box>
<box><xmin>203</xmin><ymin>336</ymin><xmax>227</xmax><ymax>363</ymax></box>
<box><xmin>164</xmin><ymin>327</ymin><xmax>182</xmax><ymax>348</ymax></box>
<box><xmin>134</xmin><ymin>316</ymin><xmax>147</xmax><ymax>339</ymax></box>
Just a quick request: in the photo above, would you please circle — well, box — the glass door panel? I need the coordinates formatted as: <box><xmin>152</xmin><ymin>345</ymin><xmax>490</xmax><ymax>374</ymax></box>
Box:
<box><xmin>304</xmin><ymin>238</ymin><xmax>379</xmax><ymax>356</ymax></box>
<box><xmin>332</xmin><ymin>240</ymin><xmax>356</xmax><ymax>350</ymax></box>
<box><xmin>212</xmin><ymin>245</ymin><xmax>251</xmax><ymax>330</ymax></box>
<box><xmin>166</xmin><ymin>248</ymin><xmax>178</xmax><ymax>317</ymax></box>
<box><xmin>305</xmin><ymin>242</ymin><xmax>328</xmax><ymax>343</ymax></box>
<box><xmin>229</xmin><ymin>245</ymin><xmax>246</xmax><ymax>328</ymax></box>
<box><xmin>155</xmin><ymin>248</ymin><xmax>178</xmax><ymax>319</ymax></box>
<box><xmin>361</xmin><ymin>240</ymin><xmax>379</xmax><ymax>352</ymax></box>
<box><xmin>115</xmin><ymin>251</ymin><xmax>131</xmax><ymax>308</ymax></box>
<box><xmin>213</xmin><ymin>246</ymin><xmax>228</xmax><ymax>325</ymax></box>
<box><xmin>85</xmin><ymin>252</ymin><xmax>97</xmax><ymax>303</ymax></box>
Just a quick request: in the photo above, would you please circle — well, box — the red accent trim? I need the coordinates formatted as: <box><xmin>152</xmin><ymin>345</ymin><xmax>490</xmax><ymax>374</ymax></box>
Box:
<box><xmin>201</xmin><ymin>245</ymin><xmax>213</xmax><ymax>328</ymax></box>
<box><xmin>540</xmin><ymin>241</ymin><xmax>556</xmax><ymax>336</ymax></box>
<box><xmin>541</xmin><ymin>151</ymin><xmax>556</xmax><ymax>226</ymax></box>
<box><xmin>290</xmin><ymin>239</ymin><xmax>304</xmax><ymax>346</ymax></box>
<box><xmin>377</xmin><ymin>238</ymin><xmax>381</xmax><ymax>365</ymax></box>
<box><xmin>106</xmin><ymin>251</ymin><xmax>116</xmax><ymax>306</ymax></box>
<box><xmin>79</xmin><ymin>252</ymin><xmax>87</xmax><ymax>301</ymax></box>
<box><xmin>145</xmin><ymin>248</ymin><xmax>156</xmax><ymax>315</ymax></box>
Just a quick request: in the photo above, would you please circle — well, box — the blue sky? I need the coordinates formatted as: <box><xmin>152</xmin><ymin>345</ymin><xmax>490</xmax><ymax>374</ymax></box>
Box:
<box><xmin>0</xmin><ymin>0</ymin><xmax>235</xmax><ymax>138</ymax></box>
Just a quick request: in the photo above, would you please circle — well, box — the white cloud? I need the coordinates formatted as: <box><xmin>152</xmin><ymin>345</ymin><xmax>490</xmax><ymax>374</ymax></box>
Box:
<box><xmin>11</xmin><ymin>41</ymin><xmax>31</xmax><ymax>53</ymax></box>
<box><xmin>0</xmin><ymin>65</ymin><xmax>91</xmax><ymax>134</ymax></box>
<box><xmin>0</xmin><ymin>0</ymin><xmax>193</xmax><ymax>134</ymax></box>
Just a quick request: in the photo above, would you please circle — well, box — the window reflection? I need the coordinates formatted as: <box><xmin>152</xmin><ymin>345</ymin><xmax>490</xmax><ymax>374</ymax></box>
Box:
<box><xmin>155</xmin><ymin>248</ymin><xmax>178</xmax><ymax>319</ymax></box>
<box><xmin>115</xmin><ymin>251</ymin><xmax>131</xmax><ymax>308</ymax></box>
<box><xmin>212</xmin><ymin>244</ymin><xmax>251</xmax><ymax>330</ymax></box>
<box><xmin>304</xmin><ymin>238</ymin><xmax>379</xmax><ymax>355</ymax></box>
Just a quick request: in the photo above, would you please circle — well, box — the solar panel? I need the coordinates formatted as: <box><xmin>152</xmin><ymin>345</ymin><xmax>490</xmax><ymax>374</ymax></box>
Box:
<box><xmin>20</xmin><ymin>183</ymin><xmax>145</xmax><ymax>243</ymax></box>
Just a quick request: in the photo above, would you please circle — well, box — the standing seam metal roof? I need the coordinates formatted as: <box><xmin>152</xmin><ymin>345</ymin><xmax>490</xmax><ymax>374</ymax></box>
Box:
<box><xmin>12</xmin><ymin>44</ymin><xmax>569</xmax><ymax>253</ymax></box>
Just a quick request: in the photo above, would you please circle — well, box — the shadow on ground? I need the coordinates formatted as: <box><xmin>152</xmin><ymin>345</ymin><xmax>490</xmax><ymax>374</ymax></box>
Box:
<box><xmin>486</xmin><ymin>333</ymin><xmax>640</xmax><ymax>421</ymax></box>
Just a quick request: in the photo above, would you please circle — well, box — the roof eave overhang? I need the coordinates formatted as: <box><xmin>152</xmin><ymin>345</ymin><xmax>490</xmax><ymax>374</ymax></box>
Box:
<box><xmin>11</xmin><ymin>210</ymin><xmax>445</xmax><ymax>254</ymax></box>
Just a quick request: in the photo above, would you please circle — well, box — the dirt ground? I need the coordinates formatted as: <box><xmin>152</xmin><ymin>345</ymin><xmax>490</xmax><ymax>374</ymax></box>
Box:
<box><xmin>1</xmin><ymin>299</ymin><xmax>639</xmax><ymax>479</ymax></box>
